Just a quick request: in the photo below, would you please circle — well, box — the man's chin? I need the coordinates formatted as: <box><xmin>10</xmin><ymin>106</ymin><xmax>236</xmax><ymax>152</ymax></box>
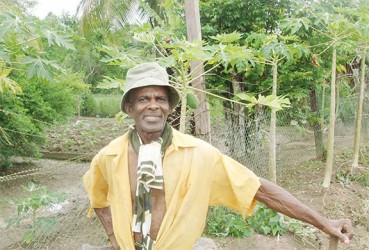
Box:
<box><xmin>141</xmin><ymin>123</ymin><xmax>165</xmax><ymax>133</ymax></box>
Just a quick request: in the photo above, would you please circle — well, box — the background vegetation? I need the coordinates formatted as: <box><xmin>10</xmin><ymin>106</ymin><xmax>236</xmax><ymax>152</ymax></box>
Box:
<box><xmin>0</xmin><ymin>0</ymin><xmax>368</xmax><ymax>248</ymax></box>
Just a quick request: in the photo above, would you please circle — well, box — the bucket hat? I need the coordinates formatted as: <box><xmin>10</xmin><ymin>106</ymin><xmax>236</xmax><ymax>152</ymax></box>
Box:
<box><xmin>121</xmin><ymin>62</ymin><xmax>180</xmax><ymax>113</ymax></box>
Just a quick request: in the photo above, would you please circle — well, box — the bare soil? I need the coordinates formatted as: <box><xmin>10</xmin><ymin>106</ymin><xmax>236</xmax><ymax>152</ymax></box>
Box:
<box><xmin>1</xmin><ymin>117</ymin><xmax>368</xmax><ymax>250</ymax></box>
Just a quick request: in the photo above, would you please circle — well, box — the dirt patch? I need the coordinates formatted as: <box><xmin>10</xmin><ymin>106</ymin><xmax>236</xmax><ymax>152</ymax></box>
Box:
<box><xmin>1</xmin><ymin>117</ymin><xmax>368</xmax><ymax>250</ymax></box>
<box><xmin>40</xmin><ymin>117</ymin><xmax>129</xmax><ymax>156</ymax></box>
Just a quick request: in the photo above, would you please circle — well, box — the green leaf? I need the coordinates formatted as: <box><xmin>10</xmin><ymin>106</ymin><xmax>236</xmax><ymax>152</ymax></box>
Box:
<box><xmin>43</xmin><ymin>30</ymin><xmax>76</xmax><ymax>50</ymax></box>
<box><xmin>21</xmin><ymin>57</ymin><xmax>64</xmax><ymax>81</ymax></box>
<box><xmin>96</xmin><ymin>76</ymin><xmax>125</xmax><ymax>90</ymax></box>
<box><xmin>236</xmin><ymin>93</ymin><xmax>256</xmax><ymax>103</ymax></box>
<box><xmin>211</xmin><ymin>31</ymin><xmax>243</xmax><ymax>44</ymax></box>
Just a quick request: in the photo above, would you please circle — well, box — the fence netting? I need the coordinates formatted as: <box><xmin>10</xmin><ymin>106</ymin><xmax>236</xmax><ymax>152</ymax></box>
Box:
<box><xmin>0</xmin><ymin>95</ymin><xmax>368</xmax><ymax>249</ymax></box>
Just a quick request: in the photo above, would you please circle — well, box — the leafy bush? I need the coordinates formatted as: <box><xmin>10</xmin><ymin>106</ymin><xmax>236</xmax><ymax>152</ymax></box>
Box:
<box><xmin>0</xmin><ymin>76</ymin><xmax>81</xmax><ymax>170</ymax></box>
<box><xmin>206</xmin><ymin>203</ymin><xmax>286</xmax><ymax>238</ymax></box>
<box><xmin>247</xmin><ymin>203</ymin><xmax>286</xmax><ymax>236</ymax></box>
<box><xmin>0</xmin><ymin>92</ymin><xmax>42</xmax><ymax>170</ymax></box>
<box><xmin>206</xmin><ymin>207</ymin><xmax>253</xmax><ymax>237</ymax></box>
<box><xmin>81</xmin><ymin>92</ymin><xmax>97</xmax><ymax>117</ymax></box>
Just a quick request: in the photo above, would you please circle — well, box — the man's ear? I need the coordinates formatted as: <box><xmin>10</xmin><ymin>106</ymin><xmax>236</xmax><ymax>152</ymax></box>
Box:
<box><xmin>125</xmin><ymin>102</ymin><xmax>132</xmax><ymax>115</ymax></box>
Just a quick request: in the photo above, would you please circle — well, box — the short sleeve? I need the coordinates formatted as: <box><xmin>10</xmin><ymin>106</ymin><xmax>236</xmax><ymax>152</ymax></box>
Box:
<box><xmin>83</xmin><ymin>154</ymin><xmax>110</xmax><ymax>209</ymax></box>
<box><xmin>209</xmin><ymin>152</ymin><xmax>261</xmax><ymax>217</ymax></box>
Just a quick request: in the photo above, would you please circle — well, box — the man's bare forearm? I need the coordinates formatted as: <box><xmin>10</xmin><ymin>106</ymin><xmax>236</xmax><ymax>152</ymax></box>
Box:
<box><xmin>94</xmin><ymin>207</ymin><xmax>119</xmax><ymax>249</ymax></box>
<box><xmin>255</xmin><ymin>178</ymin><xmax>353</xmax><ymax>243</ymax></box>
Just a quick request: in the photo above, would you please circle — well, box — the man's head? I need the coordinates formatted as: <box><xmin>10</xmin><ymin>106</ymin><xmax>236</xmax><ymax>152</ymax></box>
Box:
<box><xmin>121</xmin><ymin>62</ymin><xmax>180</xmax><ymax>113</ymax></box>
<box><xmin>121</xmin><ymin>62</ymin><xmax>180</xmax><ymax>137</ymax></box>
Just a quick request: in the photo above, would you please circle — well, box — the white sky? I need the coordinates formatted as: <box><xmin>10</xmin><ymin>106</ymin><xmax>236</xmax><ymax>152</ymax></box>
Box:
<box><xmin>31</xmin><ymin>0</ymin><xmax>80</xmax><ymax>18</ymax></box>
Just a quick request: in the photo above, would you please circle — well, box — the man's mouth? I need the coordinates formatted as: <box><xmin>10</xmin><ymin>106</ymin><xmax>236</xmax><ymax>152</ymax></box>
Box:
<box><xmin>143</xmin><ymin>115</ymin><xmax>162</xmax><ymax>122</ymax></box>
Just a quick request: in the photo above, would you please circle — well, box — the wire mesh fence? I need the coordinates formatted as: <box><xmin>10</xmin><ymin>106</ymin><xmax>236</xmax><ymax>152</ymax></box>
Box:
<box><xmin>0</xmin><ymin>95</ymin><xmax>368</xmax><ymax>249</ymax></box>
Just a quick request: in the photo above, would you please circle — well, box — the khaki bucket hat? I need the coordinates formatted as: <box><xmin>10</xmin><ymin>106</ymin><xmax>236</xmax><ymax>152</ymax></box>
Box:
<box><xmin>121</xmin><ymin>62</ymin><xmax>180</xmax><ymax>113</ymax></box>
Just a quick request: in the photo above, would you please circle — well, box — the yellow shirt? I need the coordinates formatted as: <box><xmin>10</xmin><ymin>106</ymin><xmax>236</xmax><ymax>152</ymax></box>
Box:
<box><xmin>83</xmin><ymin>128</ymin><xmax>261</xmax><ymax>250</ymax></box>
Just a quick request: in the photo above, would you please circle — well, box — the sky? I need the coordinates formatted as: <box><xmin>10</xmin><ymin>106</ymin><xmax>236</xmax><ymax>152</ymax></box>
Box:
<box><xmin>31</xmin><ymin>0</ymin><xmax>80</xmax><ymax>18</ymax></box>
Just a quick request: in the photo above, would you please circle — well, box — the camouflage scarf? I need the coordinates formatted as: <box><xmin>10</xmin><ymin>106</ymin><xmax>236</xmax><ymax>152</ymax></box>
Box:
<box><xmin>129</xmin><ymin>124</ymin><xmax>172</xmax><ymax>249</ymax></box>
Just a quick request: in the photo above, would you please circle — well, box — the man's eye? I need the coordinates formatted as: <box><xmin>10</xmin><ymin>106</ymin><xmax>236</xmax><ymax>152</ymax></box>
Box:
<box><xmin>158</xmin><ymin>97</ymin><xmax>167</xmax><ymax>102</ymax></box>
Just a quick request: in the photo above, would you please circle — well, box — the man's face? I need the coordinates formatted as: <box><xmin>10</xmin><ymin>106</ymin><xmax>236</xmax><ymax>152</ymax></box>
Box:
<box><xmin>125</xmin><ymin>86</ymin><xmax>171</xmax><ymax>135</ymax></box>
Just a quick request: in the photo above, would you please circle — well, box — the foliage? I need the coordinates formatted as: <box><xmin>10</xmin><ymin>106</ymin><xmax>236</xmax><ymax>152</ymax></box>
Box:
<box><xmin>0</xmin><ymin>3</ymin><xmax>88</xmax><ymax>169</ymax></box>
<box><xmin>206</xmin><ymin>207</ymin><xmax>253</xmax><ymax>237</ymax></box>
<box><xmin>206</xmin><ymin>203</ymin><xmax>286</xmax><ymax>238</ymax></box>
<box><xmin>247</xmin><ymin>203</ymin><xmax>286</xmax><ymax>236</ymax></box>
<box><xmin>200</xmin><ymin>0</ymin><xmax>291</xmax><ymax>38</ymax></box>
<box><xmin>0</xmin><ymin>75</ymin><xmax>81</xmax><ymax>169</ymax></box>
<box><xmin>5</xmin><ymin>182</ymin><xmax>67</xmax><ymax>244</ymax></box>
<box><xmin>0</xmin><ymin>92</ymin><xmax>42</xmax><ymax>170</ymax></box>
<box><xmin>0</xmin><ymin>4</ymin><xmax>75</xmax><ymax>88</ymax></box>
<box><xmin>86</xmin><ymin>94</ymin><xmax>122</xmax><ymax>118</ymax></box>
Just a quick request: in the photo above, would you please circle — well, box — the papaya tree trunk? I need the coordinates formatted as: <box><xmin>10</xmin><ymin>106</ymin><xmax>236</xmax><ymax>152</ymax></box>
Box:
<box><xmin>184</xmin><ymin>0</ymin><xmax>211</xmax><ymax>142</ymax></box>
<box><xmin>323</xmin><ymin>48</ymin><xmax>337</xmax><ymax>188</ymax></box>
<box><xmin>179</xmin><ymin>79</ymin><xmax>188</xmax><ymax>133</ymax></box>
<box><xmin>309</xmin><ymin>88</ymin><xmax>325</xmax><ymax>160</ymax></box>
<box><xmin>179</xmin><ymin>87</ymin><xmax>187</xmax><ymax>133</ymax></box>
<box><xmin>321</xmin><ymin>81</ymin><xmax>326</xmax><ymax>127</ymax></box>
<box><xmin>352</xmin><ymin>51</ymin><xmax>366</xmax><ymax>168</ymax></box>
<box><xmin>269</xmin><ymin>62</ymin><xmax>278</xmax><ymax>183</ymax></box>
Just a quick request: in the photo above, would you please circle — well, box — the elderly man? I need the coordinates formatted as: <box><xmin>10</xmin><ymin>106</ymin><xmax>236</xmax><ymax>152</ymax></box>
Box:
<box><xmin>83</xmin><ymin>62</ymin><xmax>353</xmax><ymax>250</ymax></box>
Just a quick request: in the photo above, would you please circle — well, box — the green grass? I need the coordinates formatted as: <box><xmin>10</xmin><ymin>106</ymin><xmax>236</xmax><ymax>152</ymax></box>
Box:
<box><xmin>94</xmin><ymin>94</ymin><xmax>122</xmax><ymax>118</ymax></box>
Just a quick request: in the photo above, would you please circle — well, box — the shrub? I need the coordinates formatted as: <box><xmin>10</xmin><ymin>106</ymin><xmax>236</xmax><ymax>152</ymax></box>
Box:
<box><xmin>206</xmin><ymin>203</ymin><xmax>286</xmax><ymax>238</ymax></box>
<box><xmin>0</xmin><ymin>75</ymin><xmax>81</xmax><ymax>170</ymax></box>
<box><xmin>0</xmin><ymin>92</ymin><xmax>42</xmax><ymax>170</ymax></box>
<box><xmin>206</xmin><ymin>207</ymin><xmax>253</xmax><ymax>237</ymax></box>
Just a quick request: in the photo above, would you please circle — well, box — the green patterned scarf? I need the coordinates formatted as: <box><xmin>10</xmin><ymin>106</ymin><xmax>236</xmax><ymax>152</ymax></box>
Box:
<box><xmin>129</xmin><ymin>123</ymin><xmax>172</xmax><ymax>249</ymax></box>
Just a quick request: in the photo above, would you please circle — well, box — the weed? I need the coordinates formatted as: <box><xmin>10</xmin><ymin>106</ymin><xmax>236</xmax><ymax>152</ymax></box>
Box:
<box><xmin>206</xmin><ymin>203</ymin><xmax>286</xmax><ymax>238</ymax></box>
<box><xmin>303</xmin><ymin>160</ymin><xmax>322</xmax><ymax>170</ymax></box>
<box><xmin>355</xmin><ymin>169</ymin><xmax>369</xmax><ymax>187</ymax></box>
<box><xmin>5</xmin><ymin>182</ymin><xmax>67</xmax><ymax>244</ymax></box>
<box><xmin>247</xmin><ymin>203</ymin><xmax>286</xmax><ymax>236</ymax></box>
<box><xmin>206</xmin><ymin>207</ymin><xmax>253</xmax><ymax>237</ymax></box>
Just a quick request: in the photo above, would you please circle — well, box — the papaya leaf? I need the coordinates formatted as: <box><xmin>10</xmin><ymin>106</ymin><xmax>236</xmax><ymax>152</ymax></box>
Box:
<box><xmin>21</xmin><ymin>57</ymin><xmax>64</xmax><ymax>81</ymax></box>
<box><xmin>211</xmin><ymin>31</ymin><xmax>243</xmax><ymax>44</ymax></box>
<box><xmin>96</xmin><ymin>76</ymin><xmax>125</xmax><ymax>90</ymax></box>
<box><xmin>0</xmin><ymin>64</ymin><xmax>21</xmax><ymax>93</ymax></box>
<box><xmin>43</xmin><ymin>30</ymin><xmax>76</xmax><ymax>50</ymax></box>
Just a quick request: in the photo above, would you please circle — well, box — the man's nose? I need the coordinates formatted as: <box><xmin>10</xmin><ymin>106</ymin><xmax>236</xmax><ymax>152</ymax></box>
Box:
<box><xmin>148</xmin><ymin>99</ymin><xmax>159</xmax><ymax>109</ymax></box>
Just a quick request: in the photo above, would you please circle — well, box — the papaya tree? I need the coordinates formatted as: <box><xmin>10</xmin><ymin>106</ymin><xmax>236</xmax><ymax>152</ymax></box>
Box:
<box><xmin>307</xmin><ymin>14</ymin><xmax>356</xmax><ymax>188</ymax></box>
<box><xmin>243</xmin><ymin>33</ymin><xmax>305</xmax><ymax>183</ymax></box>
<box><xmin>282</xmin><ymin>4</ymin><xmax>357</xmax><ymax>186</ymax></box>
<box><xmin>350</xmin><ymin>6</ymin><xmax>369</xmax><ymax>168</ymax></box>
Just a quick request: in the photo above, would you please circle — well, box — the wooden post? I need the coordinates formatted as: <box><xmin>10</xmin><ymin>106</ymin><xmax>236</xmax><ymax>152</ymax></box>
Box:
<box><xmin>328</xmin><ymin>236</ymin><xmax>339</xmax><ymax>250</ymax></box>
<box><xmin>184</xmin><ymin>0</ymin><xmax>211</xmax><ymax>142</ymax></box>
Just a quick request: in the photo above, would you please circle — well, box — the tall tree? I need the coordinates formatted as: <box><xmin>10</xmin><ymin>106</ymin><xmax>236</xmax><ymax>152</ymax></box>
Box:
<box><xmin>351</xmin><ymin>6</ymin><xmax>369</xmax><ymax>168</ymax></box>
<box><xmin>320</xmin><ymin>14</ymin><xmax>355</xmax><ymax>188</ymax></box>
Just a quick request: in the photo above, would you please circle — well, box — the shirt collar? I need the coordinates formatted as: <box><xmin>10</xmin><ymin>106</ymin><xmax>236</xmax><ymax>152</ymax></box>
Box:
<box><xmin>103</xmin><ymin>126</ymin><xmax>198</xmax><ymax>156</ymax></box>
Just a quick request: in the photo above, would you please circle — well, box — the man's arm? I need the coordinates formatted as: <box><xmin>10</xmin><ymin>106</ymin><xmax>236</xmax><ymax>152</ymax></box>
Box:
<box><xmin>94</xmin><ymin>207</ymin><xmax>119</xmax><ymax>249</ymax></box>
<box><xmin>255</xmin><ymin>178</ymin><xmax>353</xmax><ymax>243</ymax></box>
